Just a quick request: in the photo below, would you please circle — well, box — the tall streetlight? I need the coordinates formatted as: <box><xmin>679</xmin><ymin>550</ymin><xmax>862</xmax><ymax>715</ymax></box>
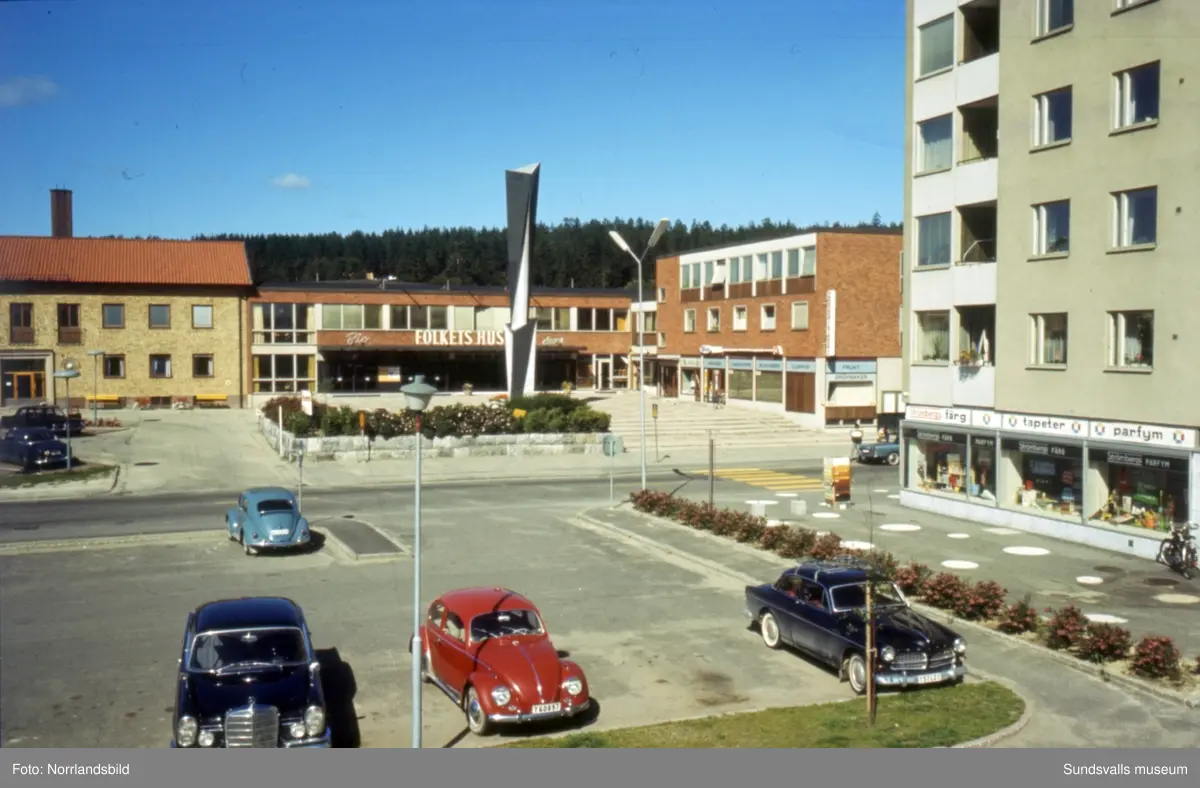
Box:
<box><xmin>608</xmin><ymin>217</ymin><xmax>671</xmax><ymax>491</ymax></box>
<box><xmin>53</xmin><ymin>360</ymin><xmax>81</xmax><ymax>468</ymax></box>
<box><xmin>87</xmin><ymin>350</ymin><xmax>105</xmax><ymax>425</ymax></box>
<box><xmin>401</xmin><ymin>373</ymin><xmax>437</xmax><ymax>749</ymax></box>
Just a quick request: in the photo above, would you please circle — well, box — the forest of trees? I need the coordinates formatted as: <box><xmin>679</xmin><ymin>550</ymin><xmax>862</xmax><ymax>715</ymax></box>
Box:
<box><xmin>143</xmin><ymin>214</ymin><xmax>900</xmax><ymax>290</ymax></box>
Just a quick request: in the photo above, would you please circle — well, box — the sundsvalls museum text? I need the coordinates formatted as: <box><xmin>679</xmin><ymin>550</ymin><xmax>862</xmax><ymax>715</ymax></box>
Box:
<box><xmin>12</xmin><ymin>762</ymin><xmax>131</xmax><ymax>776</ymax></box>
<box><xmin>1063</xmin><ymin>763</ymin><xmax>1188</xmax><ymax>776</ymax></box>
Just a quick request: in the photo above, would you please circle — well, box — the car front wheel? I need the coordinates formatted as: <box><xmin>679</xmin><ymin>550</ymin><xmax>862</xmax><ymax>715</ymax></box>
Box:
<box><xmin>463</xmin><ymin>686</ymin><xmax>491</xmax><ymax>736</ymax></box>
<box><xmin>759</xmin><ymin>612</ymin><xmax>781</xmax><ymax>649</ymax></box>
<box><xmin>887</xmin><ymin>452</ymin><xmax>899</xmax><ymax>466</ymax></box>
<box><xmin>845</xmin><ymin>653</ymin><xmax>868</xmax><ymax>696</ymax></box>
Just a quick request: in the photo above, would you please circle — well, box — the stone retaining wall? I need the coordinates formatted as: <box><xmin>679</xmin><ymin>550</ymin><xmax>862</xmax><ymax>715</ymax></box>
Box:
<box><xmin>258</xmin><ymin>414</ymin><xmax>609</xmax><ymax>460</ymax></box>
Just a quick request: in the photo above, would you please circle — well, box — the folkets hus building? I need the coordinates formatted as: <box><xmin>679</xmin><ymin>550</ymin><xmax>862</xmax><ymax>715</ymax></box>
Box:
<box><xmin>246</xmin><ymin>278</ymin><xmax>633</xmax><ymax>401</ymax></box>
<box><xmin>899</xmin><ymin>0</ymin><xmax>1200</xmax><ymax>558</ymax></box>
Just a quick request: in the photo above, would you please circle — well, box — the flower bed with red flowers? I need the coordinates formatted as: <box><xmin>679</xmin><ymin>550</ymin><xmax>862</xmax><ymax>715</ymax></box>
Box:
<box><xmin>628</xmin><ymin>488</ymin><xmax>1200</xmax><ymax>694</ymax></box>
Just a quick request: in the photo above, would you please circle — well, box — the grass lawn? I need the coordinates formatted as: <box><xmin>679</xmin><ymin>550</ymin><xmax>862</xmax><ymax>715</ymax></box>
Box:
<box><xmin>0</xmin><ymin>462</ymin><xmax>116</xmax><ymax>489</ymax></box>
<box><xmin>501</xmin><ymin>681</ymin><xmax>1023</xmax><ymax>748</ymax></box>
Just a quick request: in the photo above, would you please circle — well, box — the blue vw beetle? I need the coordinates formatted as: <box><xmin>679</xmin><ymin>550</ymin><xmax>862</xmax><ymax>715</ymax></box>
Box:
<box><xmin>226</xmin><ymin>487</ymin><xmax>311</xmax><ymax>556</ymax></box>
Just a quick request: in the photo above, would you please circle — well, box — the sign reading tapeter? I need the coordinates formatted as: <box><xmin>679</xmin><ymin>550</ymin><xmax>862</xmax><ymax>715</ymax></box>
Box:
<box><xmin>414</xmin><ymin>330</ymin><xmax>506</xmax><ymax>347</ymax></box>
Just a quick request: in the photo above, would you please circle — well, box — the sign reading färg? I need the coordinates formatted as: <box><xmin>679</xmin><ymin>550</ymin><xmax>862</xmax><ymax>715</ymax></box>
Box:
<box><xmin>414</xmin><ymin>330</ymin><xmax>506</xmax><ymax>347</ymax></box>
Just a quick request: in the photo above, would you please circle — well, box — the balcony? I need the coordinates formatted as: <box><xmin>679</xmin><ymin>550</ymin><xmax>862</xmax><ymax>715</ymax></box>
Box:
<box><xmin>58</xmin><ymin>326</ymin><xmax>82</xmax><ymax>344</ymax></box>
<box><xmin>953</xmin><ymin>363</ymin><xmax>995</xmax><ymax>408</ymax></box>
<box><xmin>8</xmin><ymin>327</ymin><xmax>34</xmax><ymax>344</ymax></box>
<box><xmin>960</xmin><ymin>0</ymin><xmax>999</xmax><ymax>65</ymax></box>
<box><xmin>908</xmin><ymin>364</ymin><xmax>955</xmax><ymax>408</ymax></box>
<box><xmin>954</xmin><ymin>157</ymin><xmax>997</xmax><ymax>207</ymax></box>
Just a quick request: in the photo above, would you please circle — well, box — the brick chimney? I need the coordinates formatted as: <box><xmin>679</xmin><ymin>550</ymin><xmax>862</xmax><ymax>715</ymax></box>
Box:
<box><xmin>50</xmin><ymin>188</ymin><xmax>73</xmax><ymax>237</ymax></box>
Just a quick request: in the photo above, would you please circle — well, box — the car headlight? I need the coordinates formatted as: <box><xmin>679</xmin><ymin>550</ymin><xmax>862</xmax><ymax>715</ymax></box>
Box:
<box><xmin>953</xmin><ymin>637</ymin><xmax>967</xmax><ymax>655</ymax></box>
<box><xmin>289</xmin><ymin>722</ymin><xmax>307</xmax><ymax>739</ymax></box>
<box><xmin>197</xmin><ymin>730</ymin><xmax>216</xmax><ymax>748</ymax></box>
<box><xmin>176</xmin><ymin>716</ymin><xmax>198</xmax><ymax>747</ymax></box>
<box><xmin>563</xmin><ymin>677</ymin><xmax>583</xmax><ymax>697</ymax></box>
<box><xmin>491</xmin><ymin>685</ymin><xmax>512</xmax><ymax>705</ymax></box>
<box><xmin>880</xmin><ymin>646</ymin><xmax>896</xmax><ymax>662</ymax></box>
<box><xmin>304</xmin><ymin>705</ymin><xmax>325</xmax><ymax>737</ymax></box>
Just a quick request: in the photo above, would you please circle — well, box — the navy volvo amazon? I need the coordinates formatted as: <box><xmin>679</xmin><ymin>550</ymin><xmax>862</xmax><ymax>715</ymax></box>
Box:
<box><xmin>170</xmin><ymin>597</ymin><xmax>331</xmax><ymax>748</ymax></box>
<box><xmin>744</xmin><ymin>560</ymin><xmax>967</xmax><ymax>695</ymax></box>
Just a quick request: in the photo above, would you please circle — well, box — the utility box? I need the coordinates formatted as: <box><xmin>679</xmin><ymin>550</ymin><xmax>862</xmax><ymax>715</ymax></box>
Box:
<box><xmin>603</xmin><ymin>434</ymin><xmax>624</xmax><ymax>457</ymax></box>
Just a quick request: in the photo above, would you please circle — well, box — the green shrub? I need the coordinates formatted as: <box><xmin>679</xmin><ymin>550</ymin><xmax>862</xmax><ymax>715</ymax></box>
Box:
<box><xmin>283</xmin><ymin>410</ymin><xmax>313</xmax><ymax>437</ymax></box>
<box><xmin>566</xmin><ymin>407</ymin><xmax>611</xmax><ymax>432</ymax></box>
<box><xmin>507</xmin><ymin>393</ymin><xmax>586</xmax><ymax>414</ymax></box>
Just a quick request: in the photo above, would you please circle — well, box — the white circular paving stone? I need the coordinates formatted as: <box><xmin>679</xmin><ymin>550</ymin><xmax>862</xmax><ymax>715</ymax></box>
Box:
<box><xmin>1076</xmin><ymin>576</ymin><xmax>1105</xmax><ymax>585</ymax></box>
<box><xmin>879</xmin><ymin>523</ymin><xmax>922</xmax><ymax>532</ymax></box>
<box><xmin>887</xmin><ymin>494</ymin><xmax>901</xmax><ymax>500</ymax></box>
<box><xmin>984</xmin><ymin>527</ymin><xmax>1021</xmax><ymax>536</ymax></box>
<box><xmin>812</xmin><ymin>511</ymin><xmax>840</xmax><ymax>519</ymax></box>
<box><xmin>1154</xmin><ymin>593</ymin><xmax>1200</xmax><ymax>605</ymax></box>
<box><xmin>1084</xmin><ymin>613</ymin><xmax>1128</xmax><ymax>624</ymax></box>
<box><xmin>942</xmin><ymin>560</ymin><xmax>979</xmax><ymax>570</ymax></box>
<box><xmin>774</xmin><ymin>492</ymin><xmax>798</xmax><ymax>498</ymax></box>
<box><xmin>746</xmin><ymin>499</ymin><xmax>779</xmax><ymax>506</ymax></box>
<box><xmin>873</xmin><ymin>488</ymin><xmax>890</xmax><ymax>493</ymax></box>
<box><xmin>947</xmin><ymin>533</ymin><xmax>971</xmax><ymax>539</ymax></box>
<box><xmin>1003</xmin><ymin>546</ymin><xmax>1051</xmax><ymax>556</ymax></box>
<box><xmin>840</xmin><ymin>540</ymin><xmax>875</xmax><ymax>551</ymax></box>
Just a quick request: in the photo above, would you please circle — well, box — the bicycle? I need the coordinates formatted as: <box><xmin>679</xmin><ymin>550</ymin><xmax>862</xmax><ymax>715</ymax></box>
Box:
<box><xmin>1157</xmin><ymin>521</ymin><xmax>1198</xmax><ymax>580</ymax></box>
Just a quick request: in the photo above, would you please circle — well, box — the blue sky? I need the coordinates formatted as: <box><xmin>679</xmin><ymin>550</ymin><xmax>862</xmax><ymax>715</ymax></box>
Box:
<box><xmin>0</xmin><ymin>0</ymin><xmax>905</xmax><ymax>239</ymax></box>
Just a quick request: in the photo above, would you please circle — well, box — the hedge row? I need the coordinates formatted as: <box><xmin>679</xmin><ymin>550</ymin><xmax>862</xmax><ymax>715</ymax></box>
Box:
<box><xmin>630</xmin><ymin>489</ymin><xmax>1199</xmax><ymax>687</ymax></box>
<box><xmin>260</xmin><ymin>392</ymin><xmax>611</xmax><ymax>439</ymax></box>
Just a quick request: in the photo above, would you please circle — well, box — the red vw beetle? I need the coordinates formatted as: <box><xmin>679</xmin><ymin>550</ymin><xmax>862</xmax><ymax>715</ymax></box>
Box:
<box><xmin>410</xmin><ymin>586</ymin><xmax>592</xmax><ymax>736</ymax></box>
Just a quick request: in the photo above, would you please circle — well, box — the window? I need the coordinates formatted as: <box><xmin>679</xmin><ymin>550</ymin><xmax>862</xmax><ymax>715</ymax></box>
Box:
<box><xmin>1112</xmin><ymin>187</ymin><xmax>1157</xmax><ymax>248</ymax></box>
<box><xmin>756</xmin><ymin>254</ymin><xmax>769</xmax><ymax>280</ymax></box>
<box><xmin>905</xmin><ymin>429</ymin><xmax>969</xmax><ymax>498</ymax></box>
<box><xmin>729</xmin><ymin>257</ymin><xmax>740</xmax><ymax>283</ymax></box>
<box><xmin>252</xmin><ymin>353</ymin><xmax>317</xmax><ymax>393</ymax></box>
<box><xmin>706</xmin><ymin>307</ymin><xmax>720</xmax><ymax>332</ymax></box>
<box><xmin>916</xmin><ymin>115</ymin><xmax>953</xmax><ymax>174</ymax></box>
<box><xmin>741</xmin><ymin>255</ymin><xmax>754</xmax><ymax>283</ymax></box>
<box><xmin>1114</xmin><ymin>62</ymin><xmax>1160</xmax><ymax>129</ymax></box>
<box><xmin>253</xmin><ymin>303</ymin><xmax>313</xmax><ymax>343</ymax></box>
<box><xmin>786</xmin><ymin>249</ymin><xmax>800</xmax><ymax>277</ymax></box>
<box><xmin>769</xmin><ymin>251</ymin><xmax>783</xmax><ymax>279</ymax></box>
<box><xmin>1003</xmin><ymin>438</ymin><xmax>1084</xmax><ymax>520</ymax></box>
<box><xmin>733</xmin><ymin>306</ymin><xmax>748</xmax><ymax>331</ymax></box>
<box><xmin>916</xmin><ymin>213</ymin><xmax>951</xmax><ymax>267</ymax></box>
<box><xmin>594</xmin><ymin>308</ymin><xmax>612</xmax><ymax>331</ymax></box>
<box><xmin>760</xmin><ymin>304</ymin><xmax>776</xmax><ymax>330</ymax></box>
<box><xmin>799</xmin><ymin>247</ymin><xmax>815</xmax><ymax>276</ymax></box>
<box><xmin>1114</xmin><ymin>0</ymin><xmax>1156</xmax><ymax>13</ymax></box>
<box><xmin>1035</xmin><ymin>0</ymin><xmax>1073</xmax><ymax>36</ymax></box>
<box><xmin>56</xmin><ymin>303</ymin><xmax>81</xmax><ymax>343</ymax></box>
<box><xmin>102</xmin><ymin>354</ymin><xmax>125</xmax><ymax>378</ymax></box>
<box><xmin>1030</xmin><ymin>313</ymin><xmax>1068</xmax><ymax>365</ymax></box>
<box><xmin>321</xmin><ymin>303</ymin><xmax>384</xmax><ymax>330</ymax></box>
<box><xmin>657</xmin><ymin>288</ymin><xmax>666</xmax><ymax>303</ymax></box>
<box><xmin>684</xmin><ymin>309</ymin><xmax>697</xmax><ymax>333</ymax></box>
<box><xmin>102</xmin><ymin>303</ymin><xmax>125</xmax><ymax>328</ymax></box>
<box><xmin>192</xmin><ymin>354</ymin><xmax>214</xmax><ymax>377</ymax></box>
<box><xmin>577</xmin><ymin>308</ymin><xmax>594</xmax><ymax>331</ymax></box>
<box><xmin>917</xmin><ymin>15</ymin><xmax>954</xmax><ymax>77</ymax></box>
<box><xmin>192</xmin><ymin>305</ymin><xmax>213</xmax><ymax>329</ymax></box>
<box><xmin>1108</xmin><ymin>310</ymin><xmax>1154</xmax><ymax>369</ymax></box>
<box><xmin>149</xmin><ymin>304</ymin><xmax>171</xmax><ymax>328</ymax></box>
<box><xmin>791</xmin><ymin>301</ymin><xmax>810</xmax><ymax>330</ymax></box>
<box><xmin>681</xmin><ymin>264</ymin><xmax>692</xmax><ymax>289</ymax></box>
<box><xmin>915</xmin><ymin>311</ymin><xmax>950</xmax><ymax>362</ymax></box>
<box><xmin>409</xmin><ymin>306</ymin><xmax>447</xmax><ymax>331</ymax></box>
<box><xmin>1033</xmin><ymin>87</ymin><xmax>1072</xmax><ymax>146</ymax></box>
<box><xmin>1033</xmin><ymin>200</ymin><xmax>1071</xmax><ymax>255</ymax></box>
<box><xmin>149</xmin><ymin>354</ymin><xmax>172</xmax><ymax>378</ymax></box>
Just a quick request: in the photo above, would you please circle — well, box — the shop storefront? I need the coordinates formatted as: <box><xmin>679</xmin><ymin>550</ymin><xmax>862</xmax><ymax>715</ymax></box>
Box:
<box><xmin>727</xmin><ymin>358</ymin><xmax>753</xmax><ymax>401</ymax></box>
<box><xmin>701</xmin><ymin>357</ymin><xmax>725</xmax><ymax>403</ymax></box>
<box><xmin>680</xmin><ymin>358</ymin><xmax>701</xmax><ymax>400</ymax></box>
<box><xmin>899</xmin><ymin>405</ymin><xmax>1200</xmax><ymax>559</ymax></box>
<box><xmin>754</xmin><ymin>358</ymin><xmax>783</xmax><ymax>404</ymax></box>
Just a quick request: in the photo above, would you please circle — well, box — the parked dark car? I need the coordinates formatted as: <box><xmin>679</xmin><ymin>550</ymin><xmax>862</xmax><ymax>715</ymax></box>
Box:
<box><xmin>744</xmin><ymin>560</ymin><xmax>967</xmax><ymax>695</ymax></box>
<box><xmin>170</xmin><ymin>597</ymin><xmax>331</xmax><ymax>748</ymax></box>
<box><xmin>0</xmin><ymin>405</ymin><xmax>85</xmax><ymax>437</ymax></box>
<box><xmin>854</xmin><ymin>438</ymin><xmax>900</xmax><ymax>465</ymax></box>
<box><xmin>0</xmin><ymin>427</ymin><xmax>69</xmax><ymax>471</ymax></box>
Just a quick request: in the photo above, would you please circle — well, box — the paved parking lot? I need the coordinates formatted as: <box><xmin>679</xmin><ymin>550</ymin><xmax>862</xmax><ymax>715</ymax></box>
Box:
<box><xmin>0</xmin><ymin>502</ymin><xmax>856</xmax><ymax>749</ymax></box>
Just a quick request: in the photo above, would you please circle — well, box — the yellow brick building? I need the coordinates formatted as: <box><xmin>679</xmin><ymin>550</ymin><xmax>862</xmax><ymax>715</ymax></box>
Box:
<box><xmin>1</xmin><ymin>233</ymin><xmax>253</xmax><ymax>409</ymax></box>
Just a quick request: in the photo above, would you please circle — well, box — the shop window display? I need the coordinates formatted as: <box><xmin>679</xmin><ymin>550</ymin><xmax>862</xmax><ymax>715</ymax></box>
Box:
<box><xmin>905</xmin><ymin>429</ymin><xmax>968</xmax><ymax>496</ymax></box>
<box><xmin>968</xmin><ymin>435</ymin><xmax>997</xmax><ymax>503</ymax></box>
<box><xmin>1088</xmin><ymin>449</ymin><xmax>1189</xmax><ymax>533</ymax></box>
<box><xmin>1002</xmin><ymin>439</ymin><xmax>1083</xmax><ymax>519</ymax></box>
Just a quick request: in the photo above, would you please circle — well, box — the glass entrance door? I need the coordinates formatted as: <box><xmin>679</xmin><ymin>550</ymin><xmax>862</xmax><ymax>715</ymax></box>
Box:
<box><xmin>6</xmin><ymin>371</ymin><xmax>45</xmax><ymax>402</ymax></box>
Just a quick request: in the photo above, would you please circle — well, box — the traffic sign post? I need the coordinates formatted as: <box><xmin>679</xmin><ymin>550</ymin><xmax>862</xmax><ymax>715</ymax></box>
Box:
<box><xmin>297</xmin><ymin>443</ymin><xmax>305</xmax><ymax>513</ymax></box>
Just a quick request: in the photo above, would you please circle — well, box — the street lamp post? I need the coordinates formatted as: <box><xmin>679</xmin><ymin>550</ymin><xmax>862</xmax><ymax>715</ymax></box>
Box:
<box><xmin>400</xmin><ymin>374</ymin><xmax>438</xmax><ymax>750</ymax></box>
<box><xmin>87</xmin><ymin>350</ymin><xmax>105</xmax><ymax>425</ymax></box>
<box><xmin>53</xmin><ymin>361</ymin><xmax>82</xmax><ymax>468</ymax></box>
<box><xmin>608</xmin><ymin>218</ymin><xmax>671</xmax><ymax>491</ymax></box>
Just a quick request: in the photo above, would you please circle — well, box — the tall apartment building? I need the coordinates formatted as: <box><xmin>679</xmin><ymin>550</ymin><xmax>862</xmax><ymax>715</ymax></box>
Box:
<box><xmin>899</xmin><ymin>0</ymin><xmax>1198</xmax><ymax>558</ymax></box>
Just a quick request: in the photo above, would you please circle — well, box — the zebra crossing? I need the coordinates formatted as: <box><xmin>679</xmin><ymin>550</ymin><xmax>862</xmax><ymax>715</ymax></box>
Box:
<box><xmin>695</xmin><ymin>467</ymin><xmax>824</xmax><ymax>493</ymax></box>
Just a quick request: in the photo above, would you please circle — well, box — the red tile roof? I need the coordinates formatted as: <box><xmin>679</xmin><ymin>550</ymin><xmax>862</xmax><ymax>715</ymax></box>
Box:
<box><xmin>0</xmin><ymin>236</ymin><xmax>252</xmax><ymax>287</ymax></box>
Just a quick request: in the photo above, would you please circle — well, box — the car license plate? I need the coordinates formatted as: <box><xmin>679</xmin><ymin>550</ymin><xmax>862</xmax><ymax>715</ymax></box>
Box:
<box><xmin>270</xmin><ymin>529</ymin><xmax>291</xmax><ymax>536</ymax></box>
<box><xmin>916</xmin><ymin>673</ymin><xmax>943</xmax><ymax>685</ymax></box>
<box><xmin>531</xmin><ymin>703</ymin><xmax>562</xmax><ymax>714</ymax></box>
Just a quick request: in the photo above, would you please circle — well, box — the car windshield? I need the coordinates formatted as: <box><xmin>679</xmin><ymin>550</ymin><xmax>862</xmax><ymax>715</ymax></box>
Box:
<box><xmin>830</xmin><ymin>582</ymin><xmax>907</xmax><ymax>612</ymax></box>
<box><xmin>257</xmin><ymin>499</ymin><xmax>294</xmax><ymax>515</ymax></box>
<box><xmin>18</xmin><ymin>429</ymin><xmax>56</xmax><ymax>442</ymax></box>
<box><xmin>189</xmin><ymin>627</ymin><xmax>308</xmax><ymax>673</ymax></box>
<box><xmin>469</xmin><ymin>609</ymin><xmax>544</xmax><ymax>641</ymax></box>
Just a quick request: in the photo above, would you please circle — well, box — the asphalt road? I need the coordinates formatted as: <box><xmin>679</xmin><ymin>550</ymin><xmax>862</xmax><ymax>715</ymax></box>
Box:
<box><xmin>0</xmin><ymin>497</ymin><xmax>861</xmax><ymax>749</ymax></box>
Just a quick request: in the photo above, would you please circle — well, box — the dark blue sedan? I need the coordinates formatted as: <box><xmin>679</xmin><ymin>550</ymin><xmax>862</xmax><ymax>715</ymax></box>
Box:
<box><xmin>0</xmin><ymin>427</ymin><xmax>69</xmax><ymax>472</ymax></box>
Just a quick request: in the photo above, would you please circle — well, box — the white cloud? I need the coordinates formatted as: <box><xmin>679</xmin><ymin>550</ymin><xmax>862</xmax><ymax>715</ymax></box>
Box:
<box><xmin>271</xmin><ymin>173</ymin><xmax>312</xmax><ymax>190</ymax></box>
<box><xmin>0</xmin><ymin>75</ymin><xmax>59</xmax><ymax>108</ymax></box>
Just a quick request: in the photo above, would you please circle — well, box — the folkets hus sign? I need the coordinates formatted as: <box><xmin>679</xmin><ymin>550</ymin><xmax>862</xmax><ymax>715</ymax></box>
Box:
<box><xmin>414</xmin><ymin>330</ymin><xmax>506</xmax><ymax>347</ymax></box>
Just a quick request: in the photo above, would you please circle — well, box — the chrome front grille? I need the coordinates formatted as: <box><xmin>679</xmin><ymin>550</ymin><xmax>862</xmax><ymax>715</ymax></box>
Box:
<box><xmin>892</xmin><ymin>651</ymin><xmax>928</xmax><ymax>671</ymax></box>
<box><xmin>224</xmin><ymin>703</ymin><xmax>280</xmax><ymax>748</ymax></box>
<box><xmin>927</xmin><ymin>649</ymin><xmax>955</xmax><ymax>670</ymax></box>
